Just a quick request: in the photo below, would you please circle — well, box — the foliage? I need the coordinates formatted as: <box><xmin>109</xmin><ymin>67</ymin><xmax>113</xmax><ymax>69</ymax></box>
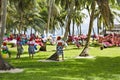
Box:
<box><xmin>4</xmin><ymin>0</ymin><xmax>119</xmax><ymax>35</ymax></box>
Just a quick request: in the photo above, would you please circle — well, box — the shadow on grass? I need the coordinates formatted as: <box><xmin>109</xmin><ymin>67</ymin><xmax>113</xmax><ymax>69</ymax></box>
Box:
<box><xmin>2</xmin><ymin>56</ymin><xmax>120</xmax><ymax>80</ymax></box>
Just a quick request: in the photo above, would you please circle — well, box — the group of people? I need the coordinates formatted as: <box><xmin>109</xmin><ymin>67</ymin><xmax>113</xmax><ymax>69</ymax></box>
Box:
<box><xmin>2</xmin><ymin>36</ymin><xmax>35</xmax><ymax>59</ymax></box>
<box><xmin>16</xmin><ymin>34</ymin><xmax>48</xmax><ymax>59</ymax></box>
<box><xmin>2</xmin><ymin>34</ymin><xmax>66</xmax><ymax>61</ymax></box>
<box><xmin>2</xmin><ymin>33</ymin><xmax>120</xmax><ymax>60</ymax></box>
<box><xmin>2</xmin><ymin>34</ymin><xmax>46</xmax><ymax>58</ymax></box>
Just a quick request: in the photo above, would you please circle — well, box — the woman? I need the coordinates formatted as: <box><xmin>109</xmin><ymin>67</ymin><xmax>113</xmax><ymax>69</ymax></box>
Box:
<box><xmin>16</xmin><ymin>36</ymin><xmax>23</xmax><ymax>58</ymax></box>
<box><xmin>27</xmin><ymin>37</ymin><xmax>35</xmax><ymax>58</ymax></box>
<box><xmin>56</xmin><ymin>36</ymin><xmax>65</xmax><ymax>61</ymax></box>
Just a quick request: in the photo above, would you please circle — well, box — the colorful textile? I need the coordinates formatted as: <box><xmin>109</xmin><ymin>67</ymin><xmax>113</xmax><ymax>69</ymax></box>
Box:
<box><xmin>56</xmin><ymin>40</ymin><xmax>64</xmax><ymax>55</ymax></box>
<box><xmin>27</xmin><ymin>41</ymin><xmax>35</xmax><ymax>54</ymax></box>
<box><xmin>56</xmin><ymin>46</ymin><xmax>63</xmax><ymax>55</ymax></box>
<box><xmin>28</xmin><ymin>46</ymin><xmax>35</xmax><ymax>54</ymax></box>
<box><xmin>2</xmin><ymin>45</ymin><xmax>11</xmax><ymax>57</ymax></box>
<box><xmin>17</xmin><ymin>46</ymin><xmax>23</xmax><ymax>54</ymax></box>
<box><xmin>17</xmin><ymin>40</ymin><xmax>23</xmax><ymax>55</ymax></box>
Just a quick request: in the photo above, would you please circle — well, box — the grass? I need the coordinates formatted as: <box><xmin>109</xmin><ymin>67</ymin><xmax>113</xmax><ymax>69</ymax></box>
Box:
<box><xmin>0</xmin><ymin>44</ymin><xmax>120</xmax><ymax>80</ymax></box>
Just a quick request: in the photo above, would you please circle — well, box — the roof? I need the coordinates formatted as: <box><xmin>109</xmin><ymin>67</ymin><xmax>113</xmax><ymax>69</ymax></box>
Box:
<box><xmin>106</xmin><ymin>24</ymin><xmax>120</xmax><ymax>34</ymax></box>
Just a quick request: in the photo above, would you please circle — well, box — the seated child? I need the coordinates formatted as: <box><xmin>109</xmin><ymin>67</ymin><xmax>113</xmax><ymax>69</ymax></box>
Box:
<box><xmin>2</xmin><ymin>42</ymin><xmax>11</xmax><ymax>58</ymax></box>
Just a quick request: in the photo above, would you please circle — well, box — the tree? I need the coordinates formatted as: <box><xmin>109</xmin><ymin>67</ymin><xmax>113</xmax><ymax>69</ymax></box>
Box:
<box><xmin>79</xmin><ymin>0</ymin><xmax>96</xmax><ymax>56</ymax></box>
<box><xmin>79</xmin><ymin>0</ymin><xmax>115</xmax><ymax>56</ymax></box>
<box><xmin>46</xmin><ymin>0</ymin><xmax>53</xmax><ymax>37</ymax></box>
<box><xmin>47</xmin><ymin>0</ymin><xmax>88</xmax><ymax>60</ymax></box>
<box><xmin>0</xmin><ymin>0</ymin><xmax>14</xmax><ymax>70</ymax></box>
<box><xmin>47</xmin><ymin>0</ymin><xmax>75</xmax><ymax>60</ymax></box>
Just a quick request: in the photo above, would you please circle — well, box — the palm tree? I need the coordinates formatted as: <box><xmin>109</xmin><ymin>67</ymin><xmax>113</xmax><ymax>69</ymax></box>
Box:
<box><xmin>79</xmin><ymin>0</ymin><xmax>116</xmax><ymax>56</ymax></box>
<box><xmin>79</xmin><ymin>0</ymin><xmax>96</xmax><ymax>56</ymax></box>
<box><xmin>6</xmin><ymin>1</ymin><xmax>19</xmax><ymax>33</ymax></box>
<box><xmin>47</xmin><ymin>0</ymin><xmax>87</xmax><ymax>60</ymax></box>
<box><xmin>9</xmin><ymin>0</ymin><xmax>37</xmax><ymax>34</ymax></box>
<box><xmin>23</xmin><ymin>10</ymin><xmax>45</xmax><ymax>34</ymax></box>
<box><xmin>46</xmin><ymin>0</ymin><xmax>53</xmax><ymax>37</ymax></box>
<box><xmin>63</xmin><ymin>0</ymin><xmax>76</xmax><ymax>40</ymax></box>
<box><xmin>0</xmin><ymin>0</ymin><xmax>14</xmax><ymax>70</ymax></box>
<box><xmin>47</xmin><ymin>0</ymin><xmax>89</xmax><ymax>60</ymax></box>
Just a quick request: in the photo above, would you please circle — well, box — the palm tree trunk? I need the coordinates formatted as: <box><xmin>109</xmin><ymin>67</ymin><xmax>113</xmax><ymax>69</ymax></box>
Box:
<box><xmin>0</xmin><ymin>0</ymin><xmax>7</xmax><ymax>56</ymax></box>
<box><xmin>77</xmin><ymin>25</ymin><xmax>79</xmax><ymax>35</ymax></box>
<box><xmin>92</xmin><ymin>27</ymin><xmax>95</xmax><ymax>41</ymax></box>
<box><xmin>30</xmin><ymin>27</ymin><xmax>32</xmax><ymax>34</ymax></box>
<box><xmin>0</xmin><ymin>0</ymin><xmax>14</xmax><ymax>70</ymax></box>
<box><xmin>61</xmin><ymin>27</ymin><xmax>64</xmax><ymax>35</ymax></box>
<box><xmin>79</xmin><ymin>25</ymin><xmax>82</xmax><ymax>35</ymax></box>
<box><xmin>72</xmin><ymin>19</ymin><xmax>75</xmax><ymax>36</ymax></box>
<box><xmin>24</xmin><ymin>28</ymin><xmax>27</xmax><ymax>34</ymax></box>
<box><xmin>79</xmin><ymin>1</ymin><xmax>96</xmax><ymax>56</ymax></box>
<box><xmin>18</xmin><ymin>13</ymin><xmax>23</xmax><ymax>34</ymax></box>
<box><xmin>14</xmin><ymin>28</ymin><xmax>16</xmax><ymax>34</ymax></box>
<box><xmin>53</xmin><ymin>25</ymin><xmax>55</xmax><ymax>35</ymax></box>
<box><xmin>103</xmin><ymin>22</ymin><xmax>106</xmax><ymax>35</ymax></box>
<box><xmin>68</xmin><ymin>22</ymin><xmax>71</xmax><ymax>36</ymax></box>
<box><xmin>20</xmin><ymin>13</ymin><xmax>23</xmax><ymax>34</ymax></box>
<box><xmin>52</xmin><ymin>17</ymin><xmax>55</xmax><ymax>35</ymax></box>
<box><xmin>97</xmin><ymin>17</ymin><xmax>100</xmax><ymax>35</ymax></box>
<box><xmin>46</xmin><ymin>0</ymin><xmax>53</xmax><ymax>37</ymax></box>
<box><xmin>63</xmin><ymin>17</ymin><xmax>71</xmax><ymax>41</ymax></box>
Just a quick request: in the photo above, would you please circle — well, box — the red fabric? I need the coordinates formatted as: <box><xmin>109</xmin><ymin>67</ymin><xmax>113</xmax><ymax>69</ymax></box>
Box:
<box><xmin>58</xmin><ymin>42</ymin><xmax>62</xmax><ymax>46</ymax></box>
<box><xmin>29</xmin><ymin>37</ymin><xmax>33</xmax><ymax>41</ymax></box>
<box><xmin>39</xmin><ymin>42</ymin><xmax>43</xmax><ymax>46</ymax></box>
<box><xmin>29</xmin><ymin>44</ymin><xmax>34</xmax><ymax>46</ymax></box>
<box><xmin>17</xmin><ymin>37</ymin><xmax>21</xmax><ymax>41</ymax></box>
<box><xmin>3</xmin><ymin>42</ymin><xmax>7</xmax><ymax>46</ymax></box>
<box><xmin>35</xmin><ymin>38</ymin><xmax>43</xmax><ymax>46</ymax></box>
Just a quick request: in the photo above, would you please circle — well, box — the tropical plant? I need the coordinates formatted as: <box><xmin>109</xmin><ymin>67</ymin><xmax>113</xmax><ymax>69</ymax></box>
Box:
<box><xmin>79</xmin><ymin>0</ymin><xmax>120</xmax><ymax>56</ymax></box>
<box><xmin>0</xmin><ymin>0</ymin><xmax>14</xmax><ymax>70</ymax></box>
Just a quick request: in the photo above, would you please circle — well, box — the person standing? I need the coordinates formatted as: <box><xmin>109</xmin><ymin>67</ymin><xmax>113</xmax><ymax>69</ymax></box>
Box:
<box><xmin>16</xmin><ymin>36</ymin><xmax>23</xmax><ymax>59</ymax></box>
<box><xmin>27</xmin><ymin>37</ymin><xmax>35</xmax><ymax>58</ymax></box>
<box><xmin>56</xmin><ymin>36</ymin><xmax>65</xmax><ymax>61</ymax></box>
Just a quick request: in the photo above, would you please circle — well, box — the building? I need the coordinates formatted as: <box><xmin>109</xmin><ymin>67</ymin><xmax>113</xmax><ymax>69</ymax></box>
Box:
<box><xmin>106</xmin><ymin>24</ymin><xmax>120</xmax><ymax>34</ymax></box>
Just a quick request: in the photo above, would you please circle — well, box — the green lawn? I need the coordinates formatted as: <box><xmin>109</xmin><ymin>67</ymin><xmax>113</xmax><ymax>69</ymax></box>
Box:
<box><xmin>0</xmin><ymin>45</ymin><xmax>120</xmax><ymax>80</ymax></box>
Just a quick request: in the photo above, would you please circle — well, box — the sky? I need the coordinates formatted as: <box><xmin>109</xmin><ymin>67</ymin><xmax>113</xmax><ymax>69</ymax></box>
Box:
<box><xmin>25</xmin><ymin>10</ymin><xmax>120</xmax><ymax>37</ymax></box>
